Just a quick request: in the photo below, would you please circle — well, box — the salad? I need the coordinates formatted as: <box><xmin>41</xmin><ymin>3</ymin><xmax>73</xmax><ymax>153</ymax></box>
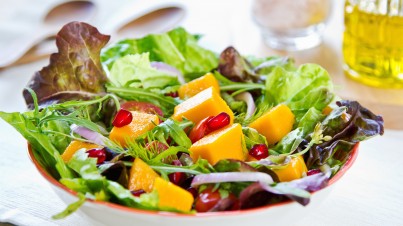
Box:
<box><xmin>0</xmin><ymin>22</ymin><xmax>384</xmax><ymax>218</ymax></box>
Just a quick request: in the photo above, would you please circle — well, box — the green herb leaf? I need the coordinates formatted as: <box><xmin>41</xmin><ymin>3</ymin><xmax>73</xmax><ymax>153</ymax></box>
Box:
<box><xmin>152</xmin><ymin>119</ymin><xmax>192</xmax><ymax>148</ymax></box>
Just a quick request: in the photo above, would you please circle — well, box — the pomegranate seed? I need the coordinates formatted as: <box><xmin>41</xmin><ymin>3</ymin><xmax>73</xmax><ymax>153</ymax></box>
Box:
<box><xmin>186</xmin><ymin>187</ymin><xmax>198</xmax><ymax>198</ymax></box>
<box><xmin>249</xmin><ymin>144</ymin><xmax>269</xmax><ymax>160</ymax></box>
<box><xmin>207</xmin><ymin>112</ymin><xmax>230</xmax><ymax>131</ymax></box>
<box><xmin>131</xmin><ymin>189</ymin><xmax>146</xmax><ymax>197</ymax></box>
<box><xmin>168</xmin><ymin>172</ymin><xmax>186</xmax><ymax>186</ymax></box>
<box><xmin>165</xmin><ymin>92</ymin><xmax>178</xmax><ymax>98</ymax></box>
<box><xmin>86</xmin><ymin>148</ymin><xmax>106</xmax><ymax>164</ymax></box>
<box><xmin>171</xmin><ymin>159</ymin><xmax>182</xmax><ymax>166</ymax></box>
<box><xmin>188</xmin><ymin>116</ymin><xmax>213</xmax><ymax>143</ymax></box>
<box><xmin>307</xmin><ymin>169</ymin><xmax>322</xmax><ymax>176</ymax></box>
<box><xmin>112</xmin><ymin>109</ymin><xmax>132</xmax><ymax>127</ymax></box>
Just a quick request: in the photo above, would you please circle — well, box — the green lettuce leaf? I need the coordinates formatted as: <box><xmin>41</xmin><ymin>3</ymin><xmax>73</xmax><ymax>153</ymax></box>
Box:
<box><xmin>242</xmin><ymin>127</ymin><xmax>268</xmax><ymax>149</ymax></box>
<box><xmin>23</xmin><ymin>22</ymin><xmax>110</xmax><ymax>109</ymax></box>
<box><xmin>109</xmin><ymin>53</ymin><xmax>180</xmax><ymax>89</ymax></box>
<box><xmin>101</xmin><ymin>27</ymin><xmax>218</xmax><ymax>79</ymax></box>
<box><xmin>52</xmin><ymin>193</ymin><xmax>86</xmax><ymax>219</ymax></box>
<box><xmin>264</xmin><ymin>64</ymin><xmax>334</xmax><ymax>122</ymax></box>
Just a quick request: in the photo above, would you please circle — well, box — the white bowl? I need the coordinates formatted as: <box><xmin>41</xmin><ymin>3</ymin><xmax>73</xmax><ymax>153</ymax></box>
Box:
<box><xmin>28</xmin><ymin>144</ymin><xmax>359</xmax><ymax>226</ymax></box>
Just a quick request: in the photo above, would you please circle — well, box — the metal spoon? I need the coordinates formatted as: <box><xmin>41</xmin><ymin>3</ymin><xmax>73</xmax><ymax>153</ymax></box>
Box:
<box><xmin>0</xmin><ymin>0</ymin><xmax>96</xmax><ymax>68</ymax></box>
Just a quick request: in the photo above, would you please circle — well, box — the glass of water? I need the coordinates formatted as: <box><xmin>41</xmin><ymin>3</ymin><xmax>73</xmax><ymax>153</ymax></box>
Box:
<box><xmin>252</xmin><ymin>0</ymin><xmax>332</xmax><ymax>51</ymax></box>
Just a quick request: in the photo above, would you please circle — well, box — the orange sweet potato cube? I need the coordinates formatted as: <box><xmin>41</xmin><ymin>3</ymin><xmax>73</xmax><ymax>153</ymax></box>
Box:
<box><xmin>189</xmin><ymin>123</ymin><xmax>245</xmax><ymax>165</ymax></box>
<box><xmin>61</xmin><ymin>140</ymin><xmax>102</xmax><ymax>162</ymax></box>
<box><xmin>249</xmin><ymin>104</ymin><xmax>295</xmax><ymax>145</ymax></box>
<box><xmin>178</xmin><ymin>73</ymin><xmax>220</xmax><ymax>99</ymax></box>
<box><xmin>273</xmin><ymin>156</ymin><xmax>308</xmax><ymax>182</ymax></box>
<box><xmin>172</xmin><ymin>87</ymin><xmax>234</xmax><ymax>124</ymax></box>
<box><xmin>109</xmin><ymin>111</ymin><xmax>159</xmax><ymax>147</ymax></box>
<box><xmin>128</xmin><ymin>158</ymin><xmax>159</xmax><ymax>192</ymax></box>
<box><xmin>153</xmin><ymin>177</ymin><xmax>194</xmax><ymax>212</ymax></box>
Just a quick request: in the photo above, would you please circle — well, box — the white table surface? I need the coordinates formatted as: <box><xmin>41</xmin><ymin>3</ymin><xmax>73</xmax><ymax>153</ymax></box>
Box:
<box><xmin>1</xmin><ymin>0</ymin><xmax>402</xmax><ymax>226</ymax></box>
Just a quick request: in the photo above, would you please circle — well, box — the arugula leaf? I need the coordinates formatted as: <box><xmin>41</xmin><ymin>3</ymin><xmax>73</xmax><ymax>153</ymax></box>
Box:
<box><xmin>23</xmin><ymin>22</ymin><xmax>110</xmax><ymax>109</ymax></box>
<box><xmin>106</xmin><ymin>85</ymin><xmax>180</xmax><ymax>116</ymax></box>
<box><xmin>149</xmin><ymin>119</ymin><xmax>192</xmax><ymax>148</ymax></box>
<box><xmin>149</xmin><ymin>146</ymin><xmax>189</xmax><ymax>164</ymax></box>
<box><xmin>0</xmin><ymin>111</ymin><xmax>73</xmax><ymax>179</ymax></box>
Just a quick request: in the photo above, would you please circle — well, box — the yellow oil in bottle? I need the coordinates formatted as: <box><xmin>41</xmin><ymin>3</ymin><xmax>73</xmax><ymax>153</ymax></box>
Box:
<box><xmin>343</xmin><ymin>1</ymin><xmax>403</xmax><ymax>88</ymax></box>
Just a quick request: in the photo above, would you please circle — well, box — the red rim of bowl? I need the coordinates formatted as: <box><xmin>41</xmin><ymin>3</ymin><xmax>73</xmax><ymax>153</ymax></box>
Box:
<box><xmin>27</xmin><ymin>143</ymin><xmax>359</xmax><ymax>218</ymax></box>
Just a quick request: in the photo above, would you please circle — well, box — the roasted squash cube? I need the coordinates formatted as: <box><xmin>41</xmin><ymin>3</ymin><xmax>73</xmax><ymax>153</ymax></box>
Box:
<box><xmin>178</xmin><ymin>73</ymin><xmax>220</xmax><ymax>99</ymax></box>
<box><xmin>172</xmin><ymin>87</ymin><xmax>234</xmax><ymax>124</ymax></box>
<box><xmin>110</xmin><ymin>111</ymin><xmax>159</xmax><ymax>147</ymax></box>
<box><xmin>128</xmin><ymin>158</ymin><xmax>159</xmax><ymax>192</ymax></box>
<box><xmin>61</xmin><ymin>140</ymin><xmax>102</xmax><ymax>162</ymax></box>
<box><xmin>189</xmin><ymin>123</ymin><xmax>245</xmax><ymax>165</ymax></box>
<box><xmin>273</xmin><ymin>155</ymin><xmax>308</xmax><ymax>182</ymax></box>
<box><xmin>153</xmin><ymin>177</ymin><xmax>194</xmax><ymax>212</ymax></box>
<box><xmin>249</xmin><ymin>104</ymin><xmax>295</xmax><ymax>144</ymax></box>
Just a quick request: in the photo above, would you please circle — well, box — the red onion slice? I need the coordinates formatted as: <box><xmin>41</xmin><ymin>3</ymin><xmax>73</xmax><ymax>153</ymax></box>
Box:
<box><xmin>252</xmin><ymin>155</ymin><xmax>291</xmax><ymax>166</ymax></box>
<box><xmin>234</xmin><ymin>92</ymin><xmax>255</xmax><ymax>119</ymax></box>
<box><xmin>239</xmin><ymin>181</ymin><xmax>310</xmax><ymax>206</ymax></box>
<box><xmin>191</xmin><ymin>172</ymin><xmax>273</xmax><ymax>187</ymax></box>
<box><xmin>70</xmin><ymin>124</ymin><xmax>108</xmax><ymax>146</ymax></box>
<box><xmin>150</xmin><ymin>61</ymin><xmax>185</xmax><ymax>84</ymax></box>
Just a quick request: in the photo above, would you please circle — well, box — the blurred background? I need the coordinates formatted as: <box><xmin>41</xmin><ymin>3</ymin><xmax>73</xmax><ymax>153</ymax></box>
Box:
<box><xmin>1</xmin><ymin>0</ymin><xmax>402</xmax><ymax>128</ymax></box>
<box><xmin>0</xmin><ymin>1</ymin><xmax>402</xmax><ymax>226</ymax></box>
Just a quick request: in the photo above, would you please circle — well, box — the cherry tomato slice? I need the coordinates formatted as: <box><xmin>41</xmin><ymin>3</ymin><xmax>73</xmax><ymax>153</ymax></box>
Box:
<box><xmin>120</xmin><ymin>101</ymin><xmax>163</xmax><ymax>116</ymax></box>
<box><xmin>195</xmin><ymin>187</ymin><xmax>240</xmax><ymax>212</ymax></box>
<box><xmin>195</xmin><ymin>187</ymin><xmax>222</xmax><ymax>212</ymax></box>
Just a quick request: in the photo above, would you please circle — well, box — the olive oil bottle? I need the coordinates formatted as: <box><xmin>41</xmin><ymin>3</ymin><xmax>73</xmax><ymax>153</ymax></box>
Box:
<box><xmin>343</xmin><ymin>0</ymin><xmax>403</xmax><ymax>88</ymax></box>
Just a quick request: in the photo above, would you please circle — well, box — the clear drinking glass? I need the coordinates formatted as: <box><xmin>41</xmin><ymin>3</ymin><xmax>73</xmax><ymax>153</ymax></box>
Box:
<box><xmin>252</xmin><ymin>0</ymin><xmax>332</xmax><ymax>51</ymax></box>
<box><xmin>343</xmin><ymin>0</ymin><xmax>403</xmax><ymax>88</ymax></box>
